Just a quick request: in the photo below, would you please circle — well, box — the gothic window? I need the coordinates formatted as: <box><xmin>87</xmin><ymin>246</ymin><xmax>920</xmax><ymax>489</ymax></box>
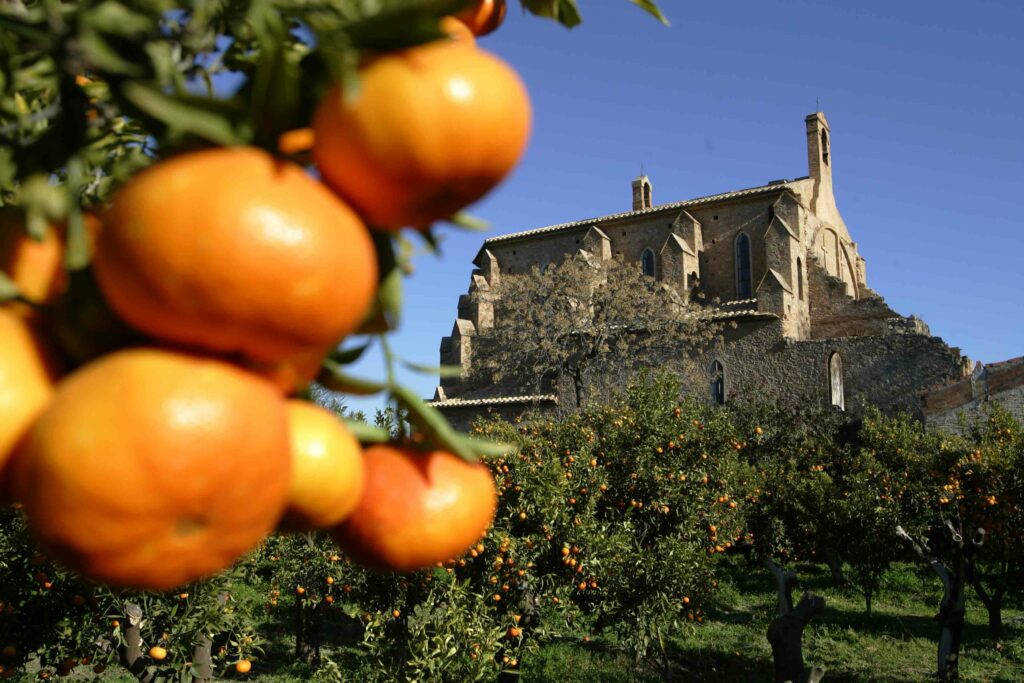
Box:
<box><xmin>734</xmin><ymin>233</ymin><xmax>752</xmax><ymax>299</ymax></box>
<box><xmin>828</xmin><ymin>352</ymin><xmax>844</xmax><ymax>410</ymax></box>
<box><xmin>641</xmin><ymin>248</ymin><xmax>656</xmax><ymax>278</ymax></box>
<box><xmin>797</xmin><ymin>257</ymin><xmax>805</xmax><ymax>301</ymax></box>
<box><xmin>710</xmin><ymin>360</ymin><xmax>725</xmax><ymax>405</ymax></box>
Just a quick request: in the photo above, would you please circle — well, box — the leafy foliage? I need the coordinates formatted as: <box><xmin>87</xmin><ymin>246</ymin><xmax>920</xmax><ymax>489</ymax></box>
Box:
<box><xmin>471</xmin><ymin>256</ymin><xmax>721</xmax><ymax>407</ymax></box>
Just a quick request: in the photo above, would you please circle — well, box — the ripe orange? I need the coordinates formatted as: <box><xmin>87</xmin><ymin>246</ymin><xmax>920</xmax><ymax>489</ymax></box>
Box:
<box><xmin>455</xmin><ymin>0</ymin><xmax>506</xmax><ymax>36</ymax></box>
<box><xmin>312</xmin><ymin>37</ymin><xmax>531</xmax><ymax>230</ymax></box>
<box><xmin>0</xmin><ymin>310</ymin><xmax>60</xmax><ymax>494</ymax></box>
<box><xmin>16</xmin><ymin>349</ymin><xmax>291</xmax><ymax>589</ymax></box>
<box><xmin>330</xmin><ymin>445</ymin><xmax>497</xmax><ymax>571</ymax></box>
<box><xmin>148</xmin><ymin>647</ymin><xmax>166</xmax><ymax>661</ymax></box>
<box><xmin>277</xmin><ymin>401</ymin><xmax>365</xmax><ymax>532</ymax></box>
<box><xmin>235</xmin><ymin>660</ymin><xmax>252</xmax><ymax>674</ymax></box>
<box><xmin>0</xmin><ymin>213</ymin><xmax>101</xmax><ymax>307</ymax></box>
<box><xmin>93</xmin><ymin>147</ymin><xmax>377</xmax><ymax>393</ymax></box>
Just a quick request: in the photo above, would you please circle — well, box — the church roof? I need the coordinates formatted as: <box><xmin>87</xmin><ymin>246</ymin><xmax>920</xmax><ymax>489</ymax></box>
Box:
<box><xmin>484</xmin><ymin>180</ymin><xmax>804</xmax><ymax>246</ymax></box>
<box><xmin>427</xmin><ymin>394</ymin><xmax>559</xmax><ymax>408</ymax></box>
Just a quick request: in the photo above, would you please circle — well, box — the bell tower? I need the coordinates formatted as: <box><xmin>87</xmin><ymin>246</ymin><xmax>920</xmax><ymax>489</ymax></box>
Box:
<box><xmin>805</xmin><ymin>111</ymin><xmax>835</xmax><ymax>219</ymax></box>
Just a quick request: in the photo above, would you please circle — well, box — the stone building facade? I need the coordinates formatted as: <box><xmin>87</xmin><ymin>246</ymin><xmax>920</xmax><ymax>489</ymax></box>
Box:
<box><xmin>922</xmin><ymin>357</ymin><xmax>1024</xmax><ymax>434</ymax></box>
<box><xmin>429</xmin><ymin>113</ymin><xmax>979</xmax><ymax>429</ymax></box>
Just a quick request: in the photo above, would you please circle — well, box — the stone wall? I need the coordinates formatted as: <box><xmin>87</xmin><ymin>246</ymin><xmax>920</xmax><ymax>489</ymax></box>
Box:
<box><xmin>923</xmin><ymin>358</ymin><xmax>1024</xmax><ymax>433</ymax></box>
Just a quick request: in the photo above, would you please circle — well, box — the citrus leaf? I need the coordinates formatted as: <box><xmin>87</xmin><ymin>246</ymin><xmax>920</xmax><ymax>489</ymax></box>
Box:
<box><xmin>391</xmin><ymin>385</ymin><xmax>476</xmax><ymax>462</ymax></box>
<box><xmin>454</xmin><ymin>434</ymin><xmax>518</xmax><ymax>458</ymax></box>
<box><xmin>120</xmin><ymin>81</ymin><xmax>243</xmax><ymax>146</ymax></box>
<box><xmin>447</xmin><ymin>211</ymin><xmax>489</xmax><ymax>232</ymax></box>
<box><xmin>630</xmin><ymin>0</ymin><xmax>670</xmax><ymax>25</ymax></box>
<box><xmin>329</xmin><ymin>342</ymin><xmax>372</xmax><ymax>365</ymax></box>
<box><xmin>341</xmin><ymin>419</ymin><xmax>392</xmax><ymax>444</ymax></box>
<box><xmin>400</xmin><ymin>359</ymin><xmax>464</xmax><ymax>379</ymax></box>
<box><xmin>521</xmin><ymin>0</ymin><xmax>582</xmax><ymax>28</ymax></box>
<box><xmin>317</xmin><ymin>359</ymin><xmax>388</xmax><ymax>396</ymax></box>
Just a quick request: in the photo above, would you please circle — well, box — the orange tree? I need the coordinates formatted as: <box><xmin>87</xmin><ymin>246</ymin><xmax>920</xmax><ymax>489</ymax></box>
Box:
<box><xmin>734</xmin><ymin>402</ymin><xmax>852</xmax><ymax>581</ymax></box>
<box><xmin>824</xmin><ymin>409</ymin><xmax>943</xmax><ymax>615</ymax></box>
<box><xmin>940</xmin><ymin>406</ymin><xmax>1024</xmax><ymax>642</ymax></box>
<box><xmin>466</xmin><ymin>372</ymin><xmax>752</xmax><ymax>677</ymax></box>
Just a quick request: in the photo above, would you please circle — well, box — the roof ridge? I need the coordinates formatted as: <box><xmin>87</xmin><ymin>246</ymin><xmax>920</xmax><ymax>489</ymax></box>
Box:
<box><xmin>483</xmin><ymin>182</ymin><xmax>795</xmax><ymax>245</ymax></box>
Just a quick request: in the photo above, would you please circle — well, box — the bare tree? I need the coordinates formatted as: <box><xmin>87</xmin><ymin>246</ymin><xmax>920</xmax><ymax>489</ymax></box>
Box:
<box><xmin>896</xmin><ymin>523</ymin><xmax>984</xmax><ymax>681</ymax></box>
<box><xmin>471</xmin><ymin>255</ymin><xmax>720</xmax><ymax>408</ymax></box>
<box><xmin>763</xmin><ymin>558</ymin><xmax>826</xmax><ymax>683</ymax></box>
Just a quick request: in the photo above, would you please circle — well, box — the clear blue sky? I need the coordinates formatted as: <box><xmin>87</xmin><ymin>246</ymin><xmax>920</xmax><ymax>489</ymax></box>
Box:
<box><xmin>343</xmin><ymin>0</ymin><xmax>1024</xmax><ymax>413</ymax></box>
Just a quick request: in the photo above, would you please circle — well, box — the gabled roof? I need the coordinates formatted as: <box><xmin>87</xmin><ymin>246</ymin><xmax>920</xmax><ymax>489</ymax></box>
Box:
<box><xmin>483</xmin><ymin>181</ymin><xmax>803</xmax><ymax>246</ymax></box>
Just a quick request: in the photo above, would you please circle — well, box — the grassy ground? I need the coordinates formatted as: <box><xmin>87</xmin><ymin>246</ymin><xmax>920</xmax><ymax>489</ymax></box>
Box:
<box><xmin>90</xmin><ymin>560</ymin><xmax>1022</xmax><ymax>682</ymax></box>
<box><xmin>521</xmin><ymin>560</ymin><xmax>1024</xmax><ymax>683</ymax></box>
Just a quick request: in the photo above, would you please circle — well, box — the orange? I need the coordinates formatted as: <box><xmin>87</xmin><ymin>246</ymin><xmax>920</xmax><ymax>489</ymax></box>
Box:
<box><xmin>330</xmin><ymin>445</ymin><xmax>497</xmax><ymax>571</ymax></box>
<box><xmin>455</xmin><ymin>0</ymin><xmax>507</xmax><ymax>36</ymax></box>
<box><xmin>312</xmin><ymin>37</ymin><xmax>531</xmax><ymax>230</ymax></box>
<box><xmin>148</xmin><ymin>647</ymin><xmax>166</xmax><ymax>661</ymax></box>
<box><xmin>16</xmin><ymin>349</ymin><xmax>291</xmax><ymax>590</ymax></box>
<box><xmin>0</xmin><ymin>213</ymin><xmax>100</xmax><ymax>307</ymax></box>
<box><xmin>277</xmin><ymin>401</ymin><xmax>365</xmax><ymax>532</ymax></box>
<box><xmin>235</xmin><ymin>660</ymin><xmax>252</xmax><ymax>674</ymax></box>
<box><xmin>0</xmin><ymin>309</ymin><xmax>60</xmax><ymax>493</ymax></box>
<box><xmin>94</xmin><ymin>147</ymin><xmax>377</xmax><ymax>392</ymax></box>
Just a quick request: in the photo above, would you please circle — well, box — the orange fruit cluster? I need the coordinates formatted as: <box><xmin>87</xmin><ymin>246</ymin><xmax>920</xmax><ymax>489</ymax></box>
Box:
<box><xmin>0</xmin><ymin>11</ymin><xmax>519</xmax><ymax>589</ymax></box>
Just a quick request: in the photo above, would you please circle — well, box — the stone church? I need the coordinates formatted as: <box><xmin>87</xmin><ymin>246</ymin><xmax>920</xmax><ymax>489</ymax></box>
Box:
<box><xmin>429</xmin><ymin>112</ymin><xmax>981</xmax><ymax>429</ymax></box>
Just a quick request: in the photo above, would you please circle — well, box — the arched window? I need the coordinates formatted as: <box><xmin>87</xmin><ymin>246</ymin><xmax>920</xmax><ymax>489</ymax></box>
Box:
<box><xmin>641</xmin><ymin>248</ymin><xmax>656</xmax><ymax>278</ymax></box>
<box><xmin>734</xmin><ymin>233</ymin><xmax>752</xmax><ymax>299</ymax></box>
<box><xmin>821</xmin><ymin>129</ymin><xmax>829</xmax><ymax>166</ymax></box>
<box><xmin>797</xmin><ymin>257</ymin><xmax>804</xmax><ymax>301</ymax></box>
<box><xmin>643</xmin><ymin>182</ymin><xmax>652</xmax><ymax>208</ymax></box>
<box><xmin>709</xmin><ymin>360</ymin><xmax>725</xmax><ymax>405</ymax></box>
<box><xmin>828</xmin><ymin>352</ymin><xmax>844</xmax><ymax>410</ymax></box>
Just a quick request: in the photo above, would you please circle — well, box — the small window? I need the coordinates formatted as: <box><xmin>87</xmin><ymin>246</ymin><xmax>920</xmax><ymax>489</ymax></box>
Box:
<box><xmin>710</xmin><ymin>360</ymin><xmax>725</xmax><ymax>405</ymax></box>
<box><xmin>821</xmin><ymin>130</ymin><xmax>829</xmax><ymax>166</ymax></box>
<box><xmin>829</xmin><ymin>352</ymin><xmax>844</xmax><ymax>410</ymax></box>
<box><xmin>641</xmin><ymin>248</ymin><xmax>656</xmax><ymax>277</ymax></box>
<box><xmin>734</xmin><ymin>233</ymin><xmax>752</xmax><ymax>299</ymax></box>
<box><xmin>643</xmin><ymin>182</ymin><xmax>652</xmax><ymax>208</ymax></box>
<box><xmin>797</xmin><ymin>257</ymin><xmax>804</xmax><ymax>301</ymax></box>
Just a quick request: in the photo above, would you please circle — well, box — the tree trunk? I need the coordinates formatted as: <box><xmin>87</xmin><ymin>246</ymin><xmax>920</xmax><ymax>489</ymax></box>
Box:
<box><xmin>820</xmin><ymin>549</ymin><xmax>846</xmax><ymax>587</ymax></box>
<box><xmin>896</xmin><ymin>524</ymin><xmax>983</xmax><ymax>683</ymax></box>
<box><xmin>295</xmin><ymin>601</ymin><xmax>322</xmax><ymax>666</ymax></box>
<box><xmin>190</xmin><ymin>635</ymin><xmax>214</xmax><ymax>683</ymax></box>
<box><xmin>763</xmin><ymin>558</ymin><xmax>826</xmax><ymax>683</ymax></box>
<box><xmin>119</xmin><ymin>602</ymin><xmax>159</xmax><ymax>683</ymax></box>
<box><xmin>968</xmin><ymin>574</ymin><xmax>1005</xmax><ymax>643</ymax></box>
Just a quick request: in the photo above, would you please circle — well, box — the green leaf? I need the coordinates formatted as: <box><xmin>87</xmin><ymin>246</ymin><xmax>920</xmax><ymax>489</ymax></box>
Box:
<box><xmin>454</xmin><ymin>434</ymin><xmax>518</xmax><ymax>458</ymax></box>
<box><xmin>520</xmin><ymin>0</ymin><xmax>583</xmax><ymax>28</ymax></box>
<box><xmin>630</xmin><ymin>0</ymin><xmax>670</xmax><ymax>25</ymax></box>
<box><xmin>391</xmin><ymin>385</ymin><xmax>476</xmax><ymax>462</ymax></box>
<box><xmin>447</xmin><ymin>211</ymin><xmax>489</xmax><ymax>232</ymax></box>
<box><xmin>78</xmin><ymin>29</ymin><xmax>146</xmax><ymax>76</ymax></box>
<box><xmin>329</xmin><ymin>342</ymin><xmax>372</xmax><ymax>365</ymax></box>
<box><xmin>400</xmin><ymin>359</ymin><xmax>464</xmax><ymax>379</ymax></box>
<box><xmin>120</xmin><ymin>82</ymin><xmax>244</xmax><ymax>146</ymax></box>
<box><xmin>317</xmin><ymin>359</ymin><xmax>388</xmax><ymax>396</ymax></box>
<box><xmin>341</xmin><ymin>419</ymin><xmax>392</xmax><ymax>444</ymax></box>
